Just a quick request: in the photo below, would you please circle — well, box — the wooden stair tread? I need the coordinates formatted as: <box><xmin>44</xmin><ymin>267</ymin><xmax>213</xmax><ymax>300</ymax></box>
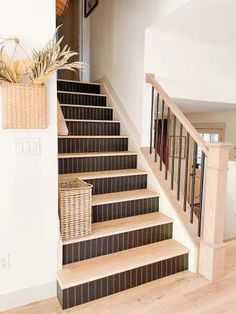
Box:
<box><xmin>58</xmin><ymin>135</ymin><xmax>128</xmax><ymax>139</ymax></box>
<box><xmin>64</xmin><ymin>119</ymin><xmax>119</xmax><ymax>123</ymax></box>
<box><xmin>57</xmin><ymin>239</ymin><xmax>189</xmax><ymax>289</ymax></box>
<box><xmin>92</xmin><ymin>189</ymin><xmax>159</xmax><ymax>206</ymax></box>
<box><xmin>63</xmin><ymin>212</ymin><xmax>173</xmax><ymax>245</ymax></box>
<box><xmin>58</xmin><ymin>151</ymin><xmax>137</xmax><ymax>159</ymax></box>
<box><xmin>58</xmin><ymin>79</ymin><xmax>101</xmax><ymax>86</ymax></box>
<box><xmin>59</xmin><ymin>169</ymin><xmax>147</xmax><ymax>180</ymax></box>
<box><xmin>60</xmin><ymin>104</ymin><xmax>113</xmax><ymax>110</ymax></box>
<box><xmin>58</xmin><ymin>91</ymin><xmax>106</xmax><ymax>97</ymax></box>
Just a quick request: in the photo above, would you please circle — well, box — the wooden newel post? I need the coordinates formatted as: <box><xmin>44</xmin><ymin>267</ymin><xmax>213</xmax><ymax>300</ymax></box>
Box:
<box><xmin>199</xmin><ymin>142</ymin><xmax>233</xmax><ymax>281</ymax></box>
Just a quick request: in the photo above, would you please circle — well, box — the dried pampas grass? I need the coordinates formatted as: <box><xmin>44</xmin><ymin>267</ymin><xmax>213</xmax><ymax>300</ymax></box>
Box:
<box><xmin>29</xmin><ymin>36</ymin><xmax>87</xmax><ymax>85</ymax></box>
<box><xmin>0</xmin><ymin>26</ymin><xmax>87</xmax><ymax>85</ymax></box>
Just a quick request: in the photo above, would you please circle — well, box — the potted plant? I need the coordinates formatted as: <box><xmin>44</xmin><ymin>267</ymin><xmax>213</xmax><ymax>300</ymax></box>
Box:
<box><xmin>0</xmin><ymin>29</ymin><xmax>86</xmax><ymax>129</ymax></box>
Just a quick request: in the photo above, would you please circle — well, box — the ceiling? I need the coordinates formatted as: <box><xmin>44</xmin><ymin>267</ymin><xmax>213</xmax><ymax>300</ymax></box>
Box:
<box><xmin>173</xmin><ymin>98</ymin><xmax>236</xmax><ymax>113</ymax></box>
<box><xmin>152</xmin><ymin>0</ymin><xmax>236</xmax><ymax>50</ymax></box>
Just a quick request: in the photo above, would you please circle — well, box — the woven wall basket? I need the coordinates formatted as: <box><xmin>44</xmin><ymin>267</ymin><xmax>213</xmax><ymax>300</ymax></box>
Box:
<box><xmin>56</xmin><ymin>0</ymin><xmax>69</xmax><ymax>16</ymax></box>
<box><xmin>1</xmin><ymin>82</ymin><xmax>47</xmax><ymax>129</ymax></box>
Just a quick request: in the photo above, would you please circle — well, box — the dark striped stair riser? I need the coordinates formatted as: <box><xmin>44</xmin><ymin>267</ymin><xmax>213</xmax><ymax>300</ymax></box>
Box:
<box><xmin>58</xmin><ymin>155</ymin><xmax>137</xmax><ymax>174</ymax></box>
<box><xmin>85</xmin><ymin>174</ymin><xmax>147</xmax><ymax>195</ymax></box>
<box><xmin>61</xmin><ymin>106</ymin><xmax>113</xmax><ymax>121</ymax></box>
<box><xmin>58</xmin><ymin>137</ymin><xmax>128</xmax><ymax>154</ymax></box>
<box><xmin>57</xmin><ymin>81</ymin><xmax>100</xmax><ymax>94</ymax></box>
<box><xmin>58</xmin><ymin>92</ymin><xmax>107</xmax><ymax>106</ymax></box>
<box><xmin>92</xmin><ymin>196</ymin><xmax>159</xmax><ymax>223</ymax></box>
<box><xmin>57</xmin><ymin>254</ymin><xmax>188</xmax><ymax>310</ymax></box>
<box><xmin>66</xmin><ymin>120</ymin><xmax>120</xmax><ymax>136</ymax></box>
<box><xmin>63</xmin><ymin>223</ymin><xmax>173</xmax><ymax>265</ymax></box>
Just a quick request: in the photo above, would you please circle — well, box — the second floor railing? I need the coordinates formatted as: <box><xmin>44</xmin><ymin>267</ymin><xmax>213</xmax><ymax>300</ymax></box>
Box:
<box><xmin>146</xmin><ymin>73</ymin><xmax>208</xmax><ymax>236</ymax></box>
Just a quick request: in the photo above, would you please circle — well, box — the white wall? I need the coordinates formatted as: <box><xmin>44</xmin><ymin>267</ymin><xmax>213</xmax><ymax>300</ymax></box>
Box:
<box><xmin>0</xmin><ymin>0</ymin><xmax>58</xmax><ymax>311</ymax></box>
<box><xmin>144</xmin><ymin>29</ymin><xmax>236</xmax><ymax>104</ymax></box>
<box><xmin>142</xmin><ymin>29</ymin><xmax>236</xmax><ymax>146</ymax></box>
<box><xmin>89</xmin><ymin>0</ymin><xmax>191</xmax><ymax>146</ymax></box>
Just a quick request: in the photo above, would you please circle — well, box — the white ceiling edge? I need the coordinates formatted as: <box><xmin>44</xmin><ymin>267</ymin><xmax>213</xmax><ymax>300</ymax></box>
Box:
<box><xmin>173</xmin><ymin>98</ymin><xmax>236</xmax><ymax>114</ymax></box>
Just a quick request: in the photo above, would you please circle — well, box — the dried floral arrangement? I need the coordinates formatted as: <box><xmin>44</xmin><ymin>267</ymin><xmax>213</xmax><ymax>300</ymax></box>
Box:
<box><xmin>0</xmin><ymin>27</ymin><xmax>86</xmax><ymax>85</ymax></box>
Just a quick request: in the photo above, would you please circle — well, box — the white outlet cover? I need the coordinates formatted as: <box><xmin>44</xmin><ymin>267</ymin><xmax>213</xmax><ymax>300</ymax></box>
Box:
<box><xmin>0</xmin><ymin>254</ymin><xmax>10</xmax><ymax>271</ymax></box>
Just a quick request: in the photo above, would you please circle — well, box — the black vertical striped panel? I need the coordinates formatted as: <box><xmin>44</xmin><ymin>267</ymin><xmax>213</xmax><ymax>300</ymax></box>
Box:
<box><xmin>58</xmin><ymin>254</ymin><xmax>188</xmax><ymax>309</ymax></box>
<box><xmin>58</xmin><ymin>155</ymin><xmax>137</xmax><ymax>174</ymax></box>
<box><xmin>58</xmin><ymin>137</ymin><xmax>128</xmax><ymax>154</ymax></box>
<box><xmin>66</xmin><ymin>121</ymin><xmax>120</xmax><ymax>136</ymax></box>
<box><xmin>58</xmin><ymin>93</ymin><xmax>107</xmax><ymax>106</ymax></box>
<box><xmin>61</xmin><ymin>106</ymin><xmax>113</xmax><ymax>121</ymax></box>
<box><xmin>85</xmin><ymin>174</ymin><xmax>147</xmax><ymax>195</ymax></box>
<box><xmin>92</xmin><ymin>197</ymin><xmax>159</xmax><ymax>223</ymax></box>
<box><xmin>57</xmin><ymin>81</ymin><xmax>101</xmax><ymax>94</ymax></box>
<box><xmin>63</xmin><ymin>223</ymin><xmax>173</xmax><ymax>265</ymax></box>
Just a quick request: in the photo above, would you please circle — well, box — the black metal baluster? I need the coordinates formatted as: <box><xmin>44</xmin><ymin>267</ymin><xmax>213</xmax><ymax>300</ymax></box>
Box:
<box><xmin>159</xmin><ymin>100</ymin><xmax>165</xmax><ymax>171</ymax></box>
<box><xmin>165</xmin><ymin>108</ymin><xmax>170</xmax><ymax>180</ymax></box>
<box><xmin>198</xmin><ymin>151</ymin><xmax>206</xmax><ymax>236</ymax></box>
<box><xmin>154</xmin><ymin>93</ymin><xmax>160</xmax><ymax>162</ymax></box>
<box><xmin>190</xmin><ymin>142</ymin><xmax>198</xmax><ymax>224</ymax></box>
<box><xmin>183</xmin><ymin>132</ymin><xmax>190</xmax><ymax>212</ymax></box>
<box><xmin>171</xmin><ymin>116</ymin><xmax>177</xmax><ymax>190</ymax></box>
<box><xmin>177</xmin><ymin>123</ymin><xmax>183</xmax><ymax>201</ymax></box>
<box><xmin>150</xmin><ymin>87</ymin><xmax>154</xmax><ymax>154</ymax></box>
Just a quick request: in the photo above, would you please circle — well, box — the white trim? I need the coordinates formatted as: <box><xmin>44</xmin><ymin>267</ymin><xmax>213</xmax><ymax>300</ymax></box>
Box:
<box><xmin>60</xmin><ymin>104</ymin><xmax>113</xmax><ymax>109</ymax></box>
<box><xmin>58</xmin><ymin>135</ymin><xmax>128</xmax><ymax>139</ymax></box>
<box><xmin>0</xmin><ymin>280</ymin><xmax>56</xmax><ymax>312</ymax></box>
<box><xmin>57</xmin><ymin>91</ymin><xmax>106</xmax><ymax>97</ymax></box>
<box><xmin>58</xmin><ymin>79</ymin><xmax>101</xmax><ymax>86</ymax></box>
<box><xmin>64</xmin><ymin>119</ymin><xmax>120</xmax><ymax>123</ymax></box>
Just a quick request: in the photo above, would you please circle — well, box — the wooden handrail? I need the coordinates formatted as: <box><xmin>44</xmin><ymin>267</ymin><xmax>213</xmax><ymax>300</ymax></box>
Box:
<box><xmin>146</xmin><ymin>73</ymin><xmax>208</xmax><ymax>156</ymax></box>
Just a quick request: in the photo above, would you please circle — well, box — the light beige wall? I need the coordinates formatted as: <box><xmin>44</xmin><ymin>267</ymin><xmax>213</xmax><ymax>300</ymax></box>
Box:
<box><xmin>186</xmin><ymin>110</ymin><xmax>236</xmax><ymax>160</ymax></box>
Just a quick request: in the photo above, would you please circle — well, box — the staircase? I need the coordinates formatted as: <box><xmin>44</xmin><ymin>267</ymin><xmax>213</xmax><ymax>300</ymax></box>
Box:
<box><xmin>56</xmin><ymin>79</ymin><xmax>189</xmax><ymax>310</ymax></box>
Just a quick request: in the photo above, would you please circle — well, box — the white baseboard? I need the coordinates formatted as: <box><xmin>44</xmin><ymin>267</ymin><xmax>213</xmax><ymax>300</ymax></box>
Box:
<box><xmin>0</xmin><ymin>280</ymin><xmax>57</xmax><ymax>312</ymax></box>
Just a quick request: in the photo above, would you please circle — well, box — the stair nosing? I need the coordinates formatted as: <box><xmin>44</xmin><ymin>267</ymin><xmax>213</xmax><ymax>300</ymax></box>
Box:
<box><xmin>60</xmin><ymin>104</ymin><xmax>113</xmax><ymax>110</ymax></box>
<box><xmin>92</xmin><ymin>189</ymin><xmax>159</xmax><ymax>206</ymax></box>
<box><xmin>58</xmin><ymin>135</ymin><xmax>128</xmax><ymax>139</ymax></box>
<box><xmin>57</xmin><ymin>79</ymin><xmax>101</xmax><ymax>86</ymax></box>
<box><xmin>65</xmin><ymin>119</ymin><xmax>119</xmax><ymax>123</ymax></box>
<box><xmin>58</xmin><ymin>151</ymin><xmax>137</xmax><ymax>159</ymax></box>
<box><xmin>59</xmin><ymin>169</ymin><xmax>147</xmax><ymax>180</ymax></box>
<box><xmin>58</xmin><ymin>91</ymin><xmax>106</xmax><ymax>97</ymax></box>
<box><xmin>63</xmin><ymin>212</ymin><xmax>173</xmax><ymax>245</ymax></box>
<box><xmin>57</xmin><ymin>239</ymin><xmax>189</xmax><ymax>289</ymax></box>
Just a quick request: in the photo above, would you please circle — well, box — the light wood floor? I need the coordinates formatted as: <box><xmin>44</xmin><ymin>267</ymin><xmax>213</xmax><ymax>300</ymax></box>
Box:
<box><xmin>3</xmin><ymin>240</ymin><xmax>236</xmax><ymax>314</ymax></box>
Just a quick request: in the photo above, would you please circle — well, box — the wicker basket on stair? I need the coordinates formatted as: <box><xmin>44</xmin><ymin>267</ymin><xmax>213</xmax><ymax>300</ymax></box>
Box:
<box><xmin>59</xmin><ymin>178</ymin><xmax>92</xmax><ymax>241</ymax></box>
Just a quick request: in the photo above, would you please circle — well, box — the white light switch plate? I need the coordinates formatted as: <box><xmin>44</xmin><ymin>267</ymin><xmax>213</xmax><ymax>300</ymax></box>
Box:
<box><xmin>0</xmin><ymin>254</ymin><xmax>10</xmax><ymax>271</ymax></box>
<box><xmin>15</xmin><ymin>138</ymin><xmax>41</xmax><ymax>156</ymax></box>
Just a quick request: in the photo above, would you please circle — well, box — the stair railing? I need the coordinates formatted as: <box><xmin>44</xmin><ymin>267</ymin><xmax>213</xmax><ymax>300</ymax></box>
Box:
<box><xmin>146</xmin><ymin>73</ymin><xmax>232</xmax><ymax>280</ymax></box>
<box><xmin>146</xmin><ymin>73</ymin><xmax>208</xmax><ymax>237</ymax></box>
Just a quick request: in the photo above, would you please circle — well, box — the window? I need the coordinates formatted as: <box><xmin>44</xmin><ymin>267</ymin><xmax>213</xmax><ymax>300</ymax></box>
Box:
<box><xmin>196</xmin><ymin>130</ymin><xmax>222</xmax><ymax>167</ymax></box>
